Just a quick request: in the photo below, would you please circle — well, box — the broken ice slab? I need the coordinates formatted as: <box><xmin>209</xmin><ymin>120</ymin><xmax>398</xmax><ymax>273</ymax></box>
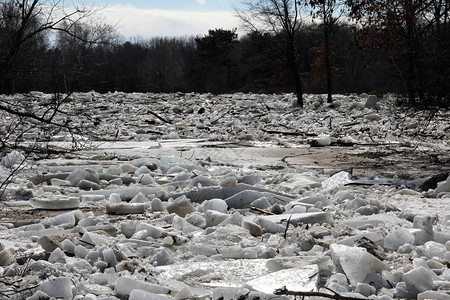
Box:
<box><xmin>29</xmin><ymin>197</ymin><xmax>80</xmax><ymax>210</ymax></box>
<box><xmin>249</xmin><ymin>212</ymin><xmax>334</xmax><ymax>227</ymax></box>
<box><xmin>330</xmin><ymin>244</ymin><xmax>389</xmax><ymax>286</ymax></box>
<box><xmin>335</xmin><ymin>231</ymin><xmax>385</xmax><ymax>246</ymax></box>
<box><xmin>17</xmin><ymin>227</ymin><xmax>66</xmax><ymax>239</ymax></box>
<box><xmin>37</xmin><ymin>233</ymin><xmax>81</xmax><ymax>252</ymax></box>
<box><xmin>81</xmin><ymin>232</ymin><xmax>110</xmax><ymax>246</ymax></box>
<box><xmin>41</xmin><ymin>211</ymin><xmax>81</xmax><ymax>228</ymax></box>
<box><xmin>244</xmin><ymin>265</ymin><xmax>318</xmax><ymax>295</ymax></box>
<box><xmin>340</xmin><ymin>219</ymin><xmax>385</xmax><ymax>229</ymax></box>
<box><xmin>39</xmin><ymin>277</ymin><xmax>73</xmax><ymax>300</ymax></box>
<box><xmin>225</xmin><ymin>190</ymin><xmax>295</xmax><ymax>209</ymax></box>
<box><xmin>115</xmin><ymin>277</ymin><xmax>172</xmax><ymax>297</ymax></box>
<box><xmin>384</xmin><ymin>227</ymin><xmax>416</xmax><ymax>250</ymax></box>
<box><xmin>129</xmin><ymin>289</ymin><xmax>173</xmax><ymax>300</ymax></box>
<box><xmin>322</xmin><ymin>171</ymin><xmax>352</xmax><ymax>191</ymax></box>
<box><xmin>155</xmin><ymin>259</ymin><xmax>269</xmax><ymax>288</ymax></box>
<box><xmin>28</xmin><ymin>173</ymin><xmax>70</xmax><ymax>185</ymax></box>
<box><xmin>162</xmin><ymin>183</ymin><xmax>295</xmax><ymax>204</ymax></box>
<box><xmin>278</xmin><ymin>176</ymin><xmax>322</xmax><ymax>191</ymax></box>
<box><xmin>159</xmin><ymin>156</ymin><xmax>207</xmax><ymax>174</ymax></box>
<box><xmin>106</xmin><ymin>203</ymin><xmax>146</xmax><ymax>215</ymax></box>
<box><xmin>432</xmin><ymin>175</ymin><xmax>450</xmax><ymax>197</ymax></box>
<box><xmin>79</xmin><ymin>186</ymin><xmax>163</xmax><ymax>201</ymax></box>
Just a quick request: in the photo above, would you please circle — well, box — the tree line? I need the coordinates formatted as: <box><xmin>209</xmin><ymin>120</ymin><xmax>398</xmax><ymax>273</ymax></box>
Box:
<box><xmin>1</xmin><ymin>0</ymin><xmax>449</xmax><ymax>108</ymax></box>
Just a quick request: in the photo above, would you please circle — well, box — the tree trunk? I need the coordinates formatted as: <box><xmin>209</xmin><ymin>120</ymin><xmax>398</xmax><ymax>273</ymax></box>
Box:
<box><xmin>324</xmin><ymin>22</ymin><xmax>333</xmax><ymax>103</ymax></box>
<box><xmin>286</xmin><ymin>38</ymin><xmax>303</xmax><ymax>107</ymax></box>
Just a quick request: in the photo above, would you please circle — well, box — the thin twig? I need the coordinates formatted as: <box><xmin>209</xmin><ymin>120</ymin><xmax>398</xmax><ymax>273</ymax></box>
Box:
<box><xmin>283</xmin><ymin>215</ymin><xmax>292</xmax><ymax>239</ymax></box>
<box><xmin>274</xmin><ymin>286</ymin><xmax>366</xmax><ymax>300</ymax></box>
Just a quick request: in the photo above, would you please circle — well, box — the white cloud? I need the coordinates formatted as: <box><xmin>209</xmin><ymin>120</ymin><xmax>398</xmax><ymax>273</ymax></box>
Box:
<box><xmin>197</xmin><ymin>0</ymin><xmax>206</xmax><ymax>4</ymax></box>
<box><xmin>98</xmin><ymin>4</ymin><xmax>241</xmax><ymax>39</ymax></box>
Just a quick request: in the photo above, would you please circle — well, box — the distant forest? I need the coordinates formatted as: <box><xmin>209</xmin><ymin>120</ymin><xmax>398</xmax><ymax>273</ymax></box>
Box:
<box><xmin>0</xmin><ymin>26</ymin><xmax>405</xmax><ymax>95</ymax></box>
<box><xmin>1</xmin><ymin>1</ymin><xmax>449</xmax><ymax>108</ymax></box>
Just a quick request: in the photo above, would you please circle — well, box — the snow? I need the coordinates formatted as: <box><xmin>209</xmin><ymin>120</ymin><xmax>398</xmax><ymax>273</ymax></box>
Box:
<box><xmin>0</xmin><ymin>92</ymin><xmax>449</xmax><ymax>299</ymax></box>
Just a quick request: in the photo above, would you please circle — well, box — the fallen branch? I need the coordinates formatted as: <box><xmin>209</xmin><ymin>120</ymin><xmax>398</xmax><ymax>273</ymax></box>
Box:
<box><xmin>261</xmin><ymin>127</ymin><xmax>316</xmax><ymax>136</ymax></box>
<box><xmin>283</xmin><ymin>216</ymin><xmax>292</xmax><ymax>239</ymax></box>
<box><xmin>250</xmin><ymin>206</ymin><xmax>275</xmax><ymax>215</ymax></box>
<box><xmin>147</xmin><ymin>110</ymin><xmax>172</xmax><ymax>124</ymax></box>
<box><xmin>211</xmin><ymin>108</ymin><xmax>233</xmax><ymax>124</ymax></box>
<box><xmin>274</xmin><ymin>286</ymin><xmax>366</xmax><ymax>300</ymax></box>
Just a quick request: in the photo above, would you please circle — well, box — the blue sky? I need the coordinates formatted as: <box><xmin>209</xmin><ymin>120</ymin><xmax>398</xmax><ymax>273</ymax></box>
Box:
<box><xmin>97</xmin><ymin>0</ymin><xmax>243</xmax><ymax>39</ymax></box>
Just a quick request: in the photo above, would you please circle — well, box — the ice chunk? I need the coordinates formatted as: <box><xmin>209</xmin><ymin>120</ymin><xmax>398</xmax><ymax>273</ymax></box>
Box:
<box><xmin>184</xmin><ymin>213</ymin><xmax>206</xmax><ymax>229</ymax></box>
<box><xmin>418</xmin><ymin>291</ymin><xmax>450</xmax><ymax>300</ymax></box>
<box><xmin>403</xmin><ymin>266</ymin><xmax>436</xmax><ymax>292</ymax></box>
<box><xmin>37</xmin><ymin>233</ymin><xmax>80</xmax><ymax>252</ymax></box>
<box><xmin>384</xmin><ymin>227</ymin><xmax>415</xmax><ymax>250</ymax></box>
<box><xmin>219</xmin><ymin>175</ymin><xmax>237</xmax><ymax>186</ymax></box>
<box><xmin>149</xmin><ymin>248</ymin><xmax>174</xmax><ymax>266</ymax></box>
<box><xmin>242</xmin><ymin>220</ymin><xmax>263</xmax><ymax>237</ymax></box>
<box><xmin>151</xmin><ymin>198</ymin><xmax>165</xmax><ymax>211</ymax></box>
<box><xmin>1</xmin><ymin>150</ymin><xmax>25</xmax><ymax>168</ymax></box>
<box><xmin>160</xmin><ymin>156</ymin><xmax>206</xmax><ymax>174</ymax></box>
<box><xmin>102</xmin><ymin>248</ymin><xmax>118</xmax><ymax>267</ymax></box>
<box><xmin>365</xmin><ymin>95</ymin><xmax>378</xmax><ymax>109</ymax></box>
<box><xmin>205</xmin><ymin>210</ymin><xmax>228</xmax><ymax>227</ymax></box>
<box><xmin>30</xmin><ymin>197</ymin><xmax>80</xmax><ymax>210</ymax></box>
<box><xmin>200</xmin><ymin>198</ymin><xmax>228</xmax><ymax>213</ymax></box>
<box><xmin>175</xmin><ymin>287</ymin><xmax>193</xmax><ymax>300</ymax></box>
<box><xmin>250</xmin><ymin>197</ymin><xmax>271</xmax><ymax>209</ymax></box>
<box><xmin>41</xmin><ymin>211</ymin><xmax>76</xmax><ymax>228</ymax></box>
<box><xmin>136</xmin><ymin>222</ymin><xmax>166</xmax><ymax>238</ymax></box>
<box><xmin>432</xmin><ymin>175</ymin><xmax>450</xmax><ymax>197</ymax></box>
<box><xmin>218</xmin><ymin>245</ymin><xmax>257</xmax><ymax>259</ymax></box>
<box><xmin>81</xmin><ymin>232</ymin><xmax>109</xmax><ymax>246</ymax></box>
<box><xmin>225</xmin><ymin>190</ymin><xmax>293</xmax><ymax>209</ymax></box>
<box><xmin>172</xmin><ymin>215</ymin><xmax>201</xmax><ymax>234</ymax></box>
<box><xmin>394</xmin><ymin>282</ymin><xmax>420</xmax><ymax>299</ymax></box>
<box><xmin>310</xmin><ymin>136</ymin><xmax>331</xmax><ymax>147</ymax></box>
<box><xmin>0</xmin><ymin>249</ymin><xmax>15</xmax><ymax>266</ymax></box>
<box><xmin>106</xmin><ymin>203</ymin><xmax>146</xmax><ymax>215</ymax></box>
<box><xmin>166</xmin><ymin>196</ymin><xmax>196</xmax><ymax>217</ymax></box>
<box><xmin>121</xmin><ymin>220</ymin><xmax>137</xmax><ymax>238</ymax></box>
<box><xmin>412</xmin><ymin>215</ymin><xmax>434</xmax><ymax>244</ymax></box>
<box><xmin>244</xmin><ymin>265</ymin><xmax>318</xmax><ymax>295</ymax></box>
<box><xmin>330</xmin><ymin>244</ymin><xmax>389</xmax><ymax>286</ymax></box>
<box><xmin>163</xmin><ymin>183</ymin><xmax>295</xmax><ymax>204</ymax></box>
<box><xmin>239</xmin><ymin>174</ymin><xmax>261</xmax><ymax>185</ymax></box>
<box><xmin>130</xmin><ymin>192</ymin><xmax>151</xmax><ymax>204</ymax></box>
<box><xmin>80</xmin><ymin>186</ymin><xmax>162</xmax><ymax>201</ymax></box>
<box><xmin>135</xmin><ymin>165</ymin><xmax>151</xmax><ymax>176</ymax></box>
<box><xmin>74</xmin><ymin>245</ymin><xmax>89</xmax><ymax>258</ymax></box>
<box><xmin>254</xmin><ymin>212</ymin><xmax>334</xmax><ymax>226</ymax></box>
<box><xmin>129</xmin><ymin>289</ymin><xmax>173</xmax><ymax>300</ymax></box>
<box><xmin>137</xmin><ymin>173</ymin><xmax>156</xmax><ymax>185</ymax></box>
<box><xmin>66</xmin><ymin>168</ymin><xmax>100</xmax><ymax>186</ymax></box>
<box><xmin>322</xmin><ymin>171</ymin><xmax>352</xmax><ymax>190</ymax></box>
<box><xmin>78</xmin><ymin>179</ymin><xmax>100</xmax><ymax>190</ymax></box>
<box><xmin>213</xmin><ymin>288</ymin><xmax>251</xmax><ymax>300</ymax></box>
<box><xmin>188</xmin><ymin>176</ymin><xmax>218</xmax><ymax>188</ymax></box>
<box><xmin>422</xmin><ymin>241</ymin><xmax>446</xmax><ymax>258</ymax></box>
<box><xmin>39</xmin><ymin>277</ymin><xmax>73</xmax><ymax>300</ymax></box>
<box><xmin>115</xmin><ymin>277</ymin><xmax>171</xmax><ymax>297</ymax></box>
<box><xmin>255</xmin><ymin>218</ymin><xmax>286</xmax><ymax>234</ymax></box>
<box><xmin>354</xmin><ymin>282</ymin><xmax>376</xmax><ymax>297</ymax></box>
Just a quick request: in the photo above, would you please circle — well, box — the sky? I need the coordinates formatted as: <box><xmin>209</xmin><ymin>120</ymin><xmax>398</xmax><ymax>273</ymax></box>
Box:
<box><xmin>96</xmin><ymin>0</ymin><xmax>243</xmax><ymax>40</ymax></box>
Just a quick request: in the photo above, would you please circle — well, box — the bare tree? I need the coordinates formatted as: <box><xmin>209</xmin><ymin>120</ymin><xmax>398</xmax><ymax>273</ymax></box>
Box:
<box><xmin>308</xmin><ymin>0</ymin><xmax>344</xmax><ymax>103</ymax></box>
<box><xmin>0</xmin><ymin>0</ymin><xmax>116</xmax><ymax>153</ymax></box>
<box><xmin>237</xmin><ymin>0</ymin><xmax>305</xmax><ymax>107</ymax></box>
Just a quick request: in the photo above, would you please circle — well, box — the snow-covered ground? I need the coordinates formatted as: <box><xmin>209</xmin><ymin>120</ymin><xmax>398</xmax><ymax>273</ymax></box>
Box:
<box><xmin>0</xmin><ymin>93</ymin><xmax>449</xmax><ymax>299</ymax></box>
